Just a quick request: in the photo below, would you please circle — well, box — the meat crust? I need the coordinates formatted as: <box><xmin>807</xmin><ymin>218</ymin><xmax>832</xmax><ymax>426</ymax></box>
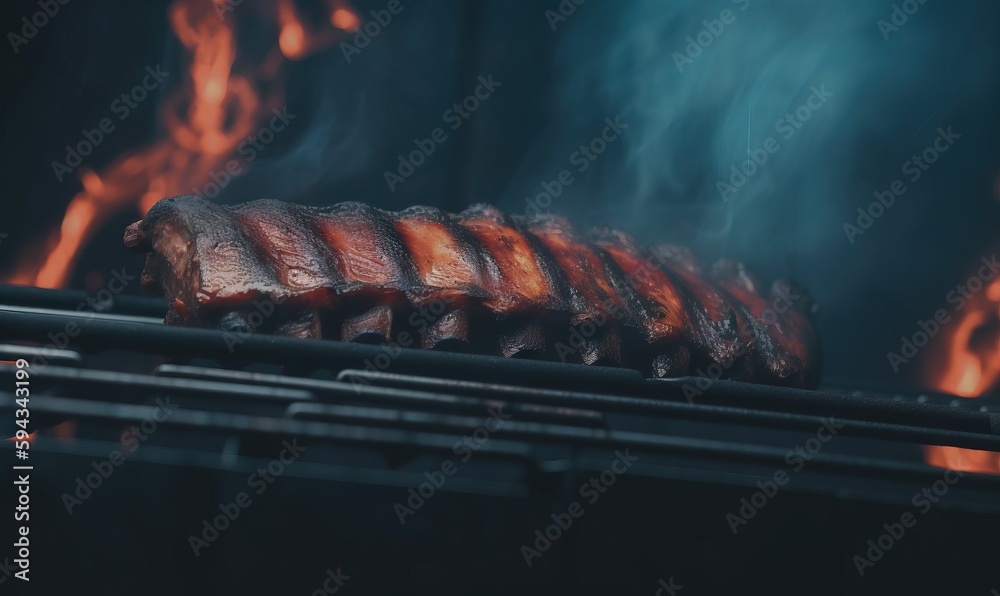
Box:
<box><xmin>125</xmin><ymin>195</ymin><xmax>821</xmax><ymax>387</ymax></box>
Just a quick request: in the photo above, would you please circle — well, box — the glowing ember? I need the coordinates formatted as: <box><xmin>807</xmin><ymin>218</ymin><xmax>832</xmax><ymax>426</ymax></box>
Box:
<box><xmin>4</xmin><ymin>0</ymin><xmax>358</xmax><ymax>289</ymax></box>
<box><xmin>278</xmin><ymin>0</ymin><xmax>357</xmax><ymax>60</ymax></box>
<box><xmin>924</xmin><ymin>445</ymin><xmax>1000</xmax><ymax>475</ymax></box>
<box><xmin>331</xmin><ymin>7</ymin><xmax>361</xmax><ymax>32</ymax></box>
<box><xmin>278</xmin><ymin>0</ymin><xmax>307</xmax><ymax>59</ymax></box>
<box><xmin>51</xmin><ymin>420</ymin><xmax>77</xmax><ymax>443</ymax></box>
<box><xmin>5</xmin><ymin>421</ymin><xmax>76</xmax><ymax>445</ymax></box>
<box><xmin>924</xmin><ymin>271</ymin><xmax>1000</xmax><ymax>473</ymax></box>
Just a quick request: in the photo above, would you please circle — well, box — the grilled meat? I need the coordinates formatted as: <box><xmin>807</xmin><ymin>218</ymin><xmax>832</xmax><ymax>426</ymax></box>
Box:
<box><xmin>124</xmin><ymin>195</ymin><xmax>821</xmax><ymax>387</ymax></box>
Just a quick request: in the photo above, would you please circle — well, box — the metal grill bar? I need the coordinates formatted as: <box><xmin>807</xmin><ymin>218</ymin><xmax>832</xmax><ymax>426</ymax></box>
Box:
<box><xmin>335</xmin><ymin>370</ymin><xmax>1000</xmax><ymax>449</ymax></box>
<box><xmin>4</xmin><ymin>283</ymin><xmax>1000</xmax><ymax>505</ymax></box>
<box><xmin>155</xmin><ymin>364</ymin><xmax>606</xmax><ymax>426</ymax></box>
<box><xmin>5</xmin><ymin>391</ymin><xmax>998</xmax><ymax>490</ymax></box>
<box><xmin>0</xmin><ymin>304</ymin><xmax>643</xmax><ymax>393</ymax></box>
<box><xmin>0</xmin><ymin>363</ymin><xmax>314</xmax><ymax>402</ymax></box>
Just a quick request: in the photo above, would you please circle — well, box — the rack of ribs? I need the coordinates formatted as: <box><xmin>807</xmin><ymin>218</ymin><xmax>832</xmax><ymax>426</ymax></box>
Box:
<box><xmin>124</xmin><ymin>195</ymin><xmax>821</xmax><ymax>387</ymax></box>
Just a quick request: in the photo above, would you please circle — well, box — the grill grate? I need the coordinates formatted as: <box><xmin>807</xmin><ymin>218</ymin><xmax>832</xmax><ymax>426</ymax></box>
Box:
<box><xmin>3</xmin><ymin>283</ymin><xmax>1000</xmax><ymax>511</ymax></box>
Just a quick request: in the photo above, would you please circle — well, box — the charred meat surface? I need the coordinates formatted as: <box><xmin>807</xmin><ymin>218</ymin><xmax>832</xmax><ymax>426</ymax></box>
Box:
<box><xmin>125</xmin><ymin>195</ymin><xmax>821</xmax><ymax>387</ymax></box>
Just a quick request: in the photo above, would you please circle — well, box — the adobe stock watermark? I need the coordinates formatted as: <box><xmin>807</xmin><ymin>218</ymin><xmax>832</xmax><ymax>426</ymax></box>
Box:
<box><xmin>383</xmin><ymin>74</ymin><xmax>501</xmax><ymax>192</ymax></box>
<box><xmin>7</xmin><ymin>0</ymin><xmax>70</xmax><ymax>55</ymax></box>
<box><xmin>680</xmin><ymin>281</ymin><xmax>806</xmax><ymax>404</ymax></box>
<box><xmin>51</xmin><ymin>65</ymin><xmax>170</xmax><ymax>182</ymax></box>
<box><xmin>213</xmin><ymin>0</ymin><xmax>240</xmax><ymax>17</ymax></box>
<box><xmin>654</xmin><ymin>577</ymin><xmax>684</xmax><ymax>596</ymax></box>
<box><xmin>340</xmin><ymin>0</ymin><xmax>411</xmax><ymax>63</ymax></box>
<box><xmin>187</xmin><ymin>438</ymin><xmax>306</xmax><ymax>556</ymax></box>
<box><xmin>552</xmin><ymin>310</ymin><xmax>614</xmax><ymax>363</ymax></box>
<box><xmin>544</xmin><ymin>0</ymin><xmax>585</xmax><ymax>31</ymax></box>
<box><xmin>844</xmin><ymin>125</ymin><xmax>959</xmax><ymax>243</ymax></box>
<box><xmin>520</xmin><ymin>449</ymin><xmax>638</xmax><ymax>566</ymax></box>
<box><xmin>309</xmin><ymin>567</ymin><xmax>351</xmax><ymax>596</ymax></box>
<box><xmin>852</xmin><ymin>468</ymin><xmax>963</xmax><ymax>576</ymax></box>
<box><xmin>673</xmin><ymin>0</ymin><xmax>751</xmax><ymax>73</ymax></box>
<box><xmin>393</xmin><ymin>406</ymin><xmax>511</xmax><ymax>524</ymax></box>
<box><xmin>886</xmin><ymin>254</ymin><xmax>999</xmax><ymax>373</ymax></box>
<box><xmin>0</xmin><ymin>557</ymin><xmax>14</xmax><ymax>585</ymax></box>
<box><xmin>726</xmin><ymin>417</ymin><xmax>843</xmax><ymax>534</ymax></box>
<box><xmin>877</xmin><ymin>0</ymin><xmax>930</xmax><ymax>41</ymax></box>
<box><xmin>345</xmin><ymin>293</ymin><xmax>460</xmax><ymax>395</ymax></box>
<box><xmin>221</xmin><ymin>294</ymin><xmax>287</xmax><ymax>353</ymax></box>
<box><xmin>192</xmin><ymin>106</ymin><xmax>296</xmax><ymax>199</ymax></box>
<box><xmin>60</xmin><ymin>397</ymin><xmax>180</xmax><ymax>514</ymax></box>
<box><xmin>31</xmin><ymin>267</ymin><xmax>136</xmax><ymax>370</ymax></box>
<box><xmin>549</xmin><ymin>242</ymin><xmax>801</xmax><ymax>370</ymax></box>
<box><xmin>517</xmin><ymin>116</ymin><xmax>628</xmax><ymax>224</ymax></box>
<box><xmin>717</xmin><ymin>84</ymin><xmax>833</xmax><ymax>201</ymax></box>
<box><xmin>549</xmin><ymin>244</ymin><xmax>662</xmax><ymax>363</ymax></box>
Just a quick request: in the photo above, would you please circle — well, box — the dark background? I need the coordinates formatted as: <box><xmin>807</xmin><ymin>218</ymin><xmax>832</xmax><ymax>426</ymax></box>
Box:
<box><xmin>2</xmin><ymin>0</ymin><xmax>999</xmax><ymax>389</ymax></box>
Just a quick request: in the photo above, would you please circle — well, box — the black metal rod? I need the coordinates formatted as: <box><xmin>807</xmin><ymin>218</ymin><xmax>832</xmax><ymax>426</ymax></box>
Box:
<box><xmin>0</xmin><ymin>283</ymin><xmax>168</xmax><ymax>318</ymax></box>
<box><xmin>0</xmin><ymin>343</ymin><xmax>81</xmax><ymax>364</ymax></box>
<box><xmin>0</xmin><ymin>306</ymin><xmax>646</xmax><ymax>392</ymax></box>
<box><xmin>0</xmin><ymin>363</ymin><xmax>314</xmax><ymax>403</ymax></box>
<box><xmin>342</xmin><ymin>370</ymin><xmax>1000</xmax><ymax>443</ymax></box>
<box><xmin>4</xmin><ymin>304</ymin><xmax>1000</xmax><ymax>445</ymax></box>
<box><xmin>158</xmin><ymin>365</ymin><xmax>1000</xmax><ymax>451</ymax></box>
<box><xmin>155</xmin><ymin>364</ymin><xmax>606</xmax><ymax>426</ymax></box>
<box><xmin>650</xmin><ymin>377</ymin><xmax>1000</xmax><ymax>435</ymax></box>
<box><xmin>5</xmin><ymin>392</ymin><xmax>999</xmax><ymax>489</ymax></box>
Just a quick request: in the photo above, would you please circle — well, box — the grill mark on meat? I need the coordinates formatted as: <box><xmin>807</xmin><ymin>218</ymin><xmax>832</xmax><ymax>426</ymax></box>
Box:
<box><xmin>128</xmin><ymin>196</ymin><xmax>285</xmax><ymax>320</ymax></box>
<box><xmin>591</xmin><ymin>245</ymin><xmax>663</xmax><ymax>337</ymax></box>
<box><xmin>233</xmin><ymin>200</ymin><xmax>339</xmax><ymax>306</ymax></box>
<box><xmin>393</xmin><ymin>205</ymin><xmax>490</xmax><ymax>308</ymax></box>
<box><xmin>456</xmin><ymin>204</ymin><xmax>556</xmax><ymax>313</ymax></box>
<box><xmin>524</xmin><ymin>215</ymin><xmax>624</xmax><ymax>323</ymax></box>
<box><xmin>590</xmin><ymin>227</ymin><xmax>688</xmax><ymax>345</ymax></box>
<box><xmin>710</xmin><ymin>259</ymin><xmax>814</xmax><ymax>386</ymax></box>
<box><xmin>650</xmin><ymin>244</ymin><xmax>741</xmax><ymax>370</ymax></box>
<box><xmin>513</xmin><ymin>216</ymin><xmax>574</xmax><ymax>315</ymax></box>
<box><xmin>126</xmin><ymin>195</ymin><xmax>821</xmax><ymax>387</ymax></box>
<box><xmin>312</xmin><ymin>202</ymin><xmax>417</xmax><ymax>306</ymax></box>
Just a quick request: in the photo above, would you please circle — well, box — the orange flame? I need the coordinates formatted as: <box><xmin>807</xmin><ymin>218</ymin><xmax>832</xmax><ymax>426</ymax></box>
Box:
<box><xmin>924</xmin><ymin>274</ymin><xmax>1000</xmax><ymax>474</ymax></box>
<box><xmin>4</xmin><ymin>0</ymin><xmax>357</xmax><ymax>289</ymax></box>
<box><xmin>331</xmin><ymin>7</ymin><xmax>361</xmax><ymax>32</ymax></box>
<box><xmin>278</xmin><ymin>0</ymin><xmax>359</xmax><ymax>60</ymax></box>
<box><xmin>6</xmin><ymin>431</ymin><xmax>36</xmax><ymax>444</ymax></box>
<box><xmin>6</xmin><ymin>421</ymin><xmax>75</xmax><ymax>445</ymax></box>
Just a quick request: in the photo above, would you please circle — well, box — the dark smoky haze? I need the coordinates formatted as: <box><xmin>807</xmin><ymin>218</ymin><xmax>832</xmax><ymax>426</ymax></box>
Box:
<box><xmin>2</xmin><ymin>0</ymin><xmax>1000</xmax><ymax>388</ymax></box>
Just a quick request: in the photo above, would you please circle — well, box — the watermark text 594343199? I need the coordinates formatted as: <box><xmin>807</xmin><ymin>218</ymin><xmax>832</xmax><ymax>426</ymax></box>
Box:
<box><xmin>7</xmin><ymin>0</ymin><xmax>71</xmax><ymax>55</ymax></box>
<box><xmin>11</xmin><ymin>359</ymin><xmax>33</xmax><ymax>582</ymax></box>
